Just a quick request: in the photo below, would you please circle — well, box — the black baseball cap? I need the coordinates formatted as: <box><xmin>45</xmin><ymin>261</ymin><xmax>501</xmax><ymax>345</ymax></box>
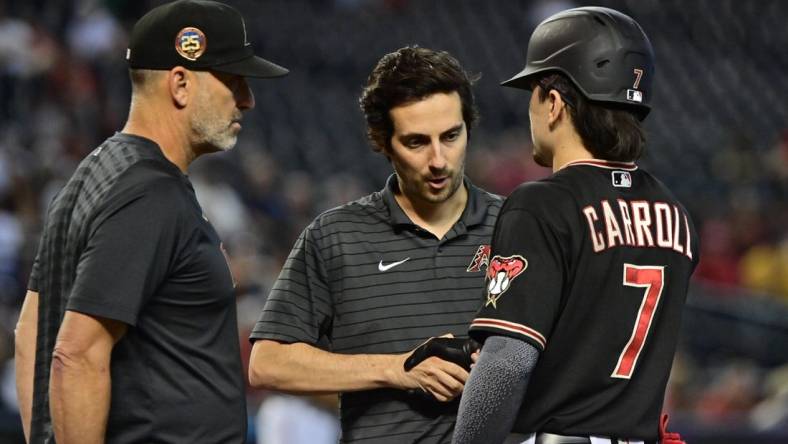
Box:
<box><xmin>126</xmin><ymin>0</ymin><xmax>288</xmax><ymax>78</ymax></box>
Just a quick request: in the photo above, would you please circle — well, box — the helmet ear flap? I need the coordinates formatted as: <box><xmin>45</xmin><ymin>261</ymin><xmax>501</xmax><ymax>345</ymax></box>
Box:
<box><xmin>501</xmin><ymin>6</ymin><xmax>655</xmax><ymax>120</ymax></box>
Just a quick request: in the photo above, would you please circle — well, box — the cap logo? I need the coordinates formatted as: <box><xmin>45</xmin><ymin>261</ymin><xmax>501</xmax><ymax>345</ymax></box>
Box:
<box><xmin>175</xmin><ymin>27</ymin><xmax>207</xmax><ymax>61</ymax></box>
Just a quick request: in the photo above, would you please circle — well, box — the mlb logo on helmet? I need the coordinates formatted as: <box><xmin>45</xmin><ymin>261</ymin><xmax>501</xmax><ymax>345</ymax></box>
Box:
<box><xmin>175</xmin><ymin>27</ymin><xmax>207</xmax><ymax>61</ymax></box>
<box><xmin>626</xmin><ymin>89</ymin><xmax>643</xmax><ymax>103</ymax></box>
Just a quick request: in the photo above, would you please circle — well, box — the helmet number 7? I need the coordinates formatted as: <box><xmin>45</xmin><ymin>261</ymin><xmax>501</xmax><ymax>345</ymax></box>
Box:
<box><xmin>632</xmin><ymin>68</ymin><xmax>644</xmax><ymax>89</ymax></box>
<box><xmin>611</xmin><ymin>264</ymin><xmax>665</xmax><ymax>379</ymax></box>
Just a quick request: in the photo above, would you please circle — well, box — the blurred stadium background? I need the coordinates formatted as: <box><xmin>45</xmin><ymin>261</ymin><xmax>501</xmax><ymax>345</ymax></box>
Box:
<box><xmin>0</xmin><ymin>0</ymin><xmax>786</xmax><ymax>443</ymax></box>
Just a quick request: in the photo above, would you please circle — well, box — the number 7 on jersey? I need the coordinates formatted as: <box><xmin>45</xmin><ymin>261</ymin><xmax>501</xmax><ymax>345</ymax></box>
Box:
<box><xmin>612</xmin><ymin>264</ymin><xmax>665</xmax><ymax>379</ymax></box>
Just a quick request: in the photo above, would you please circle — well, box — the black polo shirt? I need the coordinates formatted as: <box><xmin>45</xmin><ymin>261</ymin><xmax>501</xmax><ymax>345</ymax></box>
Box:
<box><xmin>28</xmin><ymin>133</ymin><xmax>246</xmax><ymax>443</ymax></box>
<box><xmin>251</xmin><ymin>175</ymin><xmax>502</xmax><ymax>443</ymax></box>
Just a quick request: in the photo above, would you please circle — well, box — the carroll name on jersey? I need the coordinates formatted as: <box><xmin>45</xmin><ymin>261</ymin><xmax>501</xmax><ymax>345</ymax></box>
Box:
<box><xmin>582</xmin><ymin>199</ymin><xmax>693</xmax><ymax>259</ymax></box>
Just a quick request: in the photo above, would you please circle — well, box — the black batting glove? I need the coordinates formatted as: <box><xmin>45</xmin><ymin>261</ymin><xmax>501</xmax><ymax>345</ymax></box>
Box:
<box><xmin>404</xmin><ymin>337</ymin><xmax>480</xmax><ymax>372</ymax></box>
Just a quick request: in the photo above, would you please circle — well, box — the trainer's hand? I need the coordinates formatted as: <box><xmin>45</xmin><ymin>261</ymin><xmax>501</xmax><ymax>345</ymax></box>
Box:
<box><xmin>393</xmin><ymin>353</ymin><xmax>469</xmax><ymax>402</ymax></box>
<box><xmin>388</xmin><ymin>334</ymin><xmax>476</xmax><ymax>402</ymax></box>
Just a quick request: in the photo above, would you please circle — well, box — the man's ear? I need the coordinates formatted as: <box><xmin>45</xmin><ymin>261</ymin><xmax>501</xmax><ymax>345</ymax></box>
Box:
<box><xmin>547</xmin><ymin>89</ymin><xmax>567</xmax><ymax>126</ymax></box>
<box><xmin>168</xmin><ymin>66</ymin><xmax>190</xmax><ymax>108</ymax></box>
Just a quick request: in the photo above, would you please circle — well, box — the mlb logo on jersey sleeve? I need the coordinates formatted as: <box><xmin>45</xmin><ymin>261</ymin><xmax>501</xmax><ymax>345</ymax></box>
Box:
<box><xmin>612</xmin><ymin>171</ymin><xmax>632</xmax><ymax>188</ymax></box>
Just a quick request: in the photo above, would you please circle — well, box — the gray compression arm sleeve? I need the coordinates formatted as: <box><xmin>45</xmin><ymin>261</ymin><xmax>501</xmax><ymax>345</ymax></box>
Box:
<box><xmin>452</xmin><ymin>335</ymin><xmax>539</xmax><ymax>444</ymax></box>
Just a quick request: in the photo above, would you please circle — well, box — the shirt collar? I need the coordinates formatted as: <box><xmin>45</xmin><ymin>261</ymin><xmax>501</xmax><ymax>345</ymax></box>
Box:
<box><xmin>112</xmin><ymin>132</ymin><xmax>191</xmax><ymax>184</ymax></box>
<box><xmin>562</xmin><ymin>158</ymin><xmax>638</xmax><ymax>171</ymax></box>
<box><xmin>380</xmin><ymin>174</ymin><xmax>490</xmax><ymax>228</ymax></box>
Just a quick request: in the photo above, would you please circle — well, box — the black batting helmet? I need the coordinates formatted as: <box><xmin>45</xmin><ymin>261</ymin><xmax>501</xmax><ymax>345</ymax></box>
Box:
<box><xmin>502</xmin><ymin>7</ymin><xmax>655</xmax><ymax>119</ymax></box>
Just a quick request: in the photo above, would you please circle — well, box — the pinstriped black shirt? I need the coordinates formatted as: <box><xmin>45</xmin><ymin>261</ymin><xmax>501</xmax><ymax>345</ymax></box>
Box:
<box><xmin>250</xmin><ymin>175</ymin><xmax>502</xmax><ymax>443</ymax></box>
<box><xmin>28</xmin><ymin>133</ymin><xmax>245</xmax><ymax>443</ymax></box>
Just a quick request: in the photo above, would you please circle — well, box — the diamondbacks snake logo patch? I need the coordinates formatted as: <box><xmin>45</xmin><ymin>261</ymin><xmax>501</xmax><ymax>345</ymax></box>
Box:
<box><xmin>485</xmin><ymin>255</ymin><xmax>528</xmax><ymax>308</ymax></box>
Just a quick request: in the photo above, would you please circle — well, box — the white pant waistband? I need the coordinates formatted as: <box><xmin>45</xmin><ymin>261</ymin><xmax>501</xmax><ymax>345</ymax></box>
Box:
<box><xmin>517</xmin><ymin>433</ymin><xmax>646</xmax><ymax>444</ymax></box>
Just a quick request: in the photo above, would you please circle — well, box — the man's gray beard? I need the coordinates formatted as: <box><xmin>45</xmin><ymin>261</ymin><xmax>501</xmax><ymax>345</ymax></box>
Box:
<box><xmin>191</xmin><ymin>98</ymin><xmax>237</xmax><ymax>152</ymax></box>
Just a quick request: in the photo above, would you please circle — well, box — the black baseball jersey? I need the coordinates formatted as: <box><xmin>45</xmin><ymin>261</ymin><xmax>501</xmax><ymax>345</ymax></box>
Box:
<box><xmin>28</xmin><ymin>133</ymin><xmax>246</xmax><ymax>443</ymax></box>
<box><xmin>468</xmin><ymin>160</ymin><xmax>698</xmax><ymax>441</ymax></box>
<box><xmin>251</xmin><ymin>175</ymin><xmax>502</xmax><ymax>444</ymax></box>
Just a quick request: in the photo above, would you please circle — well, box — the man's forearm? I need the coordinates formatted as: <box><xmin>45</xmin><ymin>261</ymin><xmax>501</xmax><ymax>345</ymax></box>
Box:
<box><xmin>14</xmin><ymin>291</ymin><xmax>39</xmax><ymax>443</ymax></box>
<box><xmin>453</xmin><ymin>336</ymin><xmax>539</xmax><ymax>444</ymax></box>
<box><xmin>249</xmin><ymin>340</ymin><xmax>404</xmax><ymax>393</ymax></box>
<box><xmin>49</xmin><ymin>346</ymin><xmax>112</xmax><ymax>444</ymax></box>
<box><xmin>49</xmin><ymin>311</ymin><xmax>126</xmax><ymax>444</ymax></box>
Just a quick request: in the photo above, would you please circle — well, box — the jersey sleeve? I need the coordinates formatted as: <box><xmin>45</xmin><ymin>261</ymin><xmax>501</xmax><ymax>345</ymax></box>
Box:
<box><xmin>66</xmin><ymin>177</ymin><xmax>184</xmax><ymax>326</ymax></box>
<box><xmin>28</xmin><ymin>190</ymin><xmax>60</xmax><ymax>292</ymax></box>
<box><xmin>249</xmin><ymin>223</ymin><xmax>332</xmax><ymax>346</ymax></box>
<box><xmin>28</xmin><ymin>241</ymin><xmax>42</xmax><ymax>292</ymax></box>
<box><xmin>469</xmin><ymin>206</ymin><xmax>567</xmax><ymax>352</ymax></box>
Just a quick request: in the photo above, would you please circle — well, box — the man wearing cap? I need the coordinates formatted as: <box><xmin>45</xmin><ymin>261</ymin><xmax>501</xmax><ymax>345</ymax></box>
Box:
<box><xmin>13</xmin><ymin>1</ymin><xmax>288</xmax><ymax>443</ymax></box>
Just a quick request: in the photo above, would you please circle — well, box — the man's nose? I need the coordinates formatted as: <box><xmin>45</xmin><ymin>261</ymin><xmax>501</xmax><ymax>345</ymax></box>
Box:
<box><xmin>236</xmin><ymin>77</ymin><xmax>255</xmax><ymax>111</ymax></box>
<box><xmin>428</xmin><ymin>141</ymin><xmax>447</xmax><ymax>170</ymax></box>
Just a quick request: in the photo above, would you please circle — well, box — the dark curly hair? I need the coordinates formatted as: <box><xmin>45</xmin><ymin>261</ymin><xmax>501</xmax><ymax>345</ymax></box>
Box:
<box><xmin>359</xmin><ymin>46</ymin><xmax>479</xmax><ymax>153</ymax></box>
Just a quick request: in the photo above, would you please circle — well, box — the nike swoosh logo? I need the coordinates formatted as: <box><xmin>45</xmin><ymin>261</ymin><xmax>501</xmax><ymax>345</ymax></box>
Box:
<box><xmin>378</xmin><ymin>257</ymin><xmax>410</xmax><ymax>272</ymax></box>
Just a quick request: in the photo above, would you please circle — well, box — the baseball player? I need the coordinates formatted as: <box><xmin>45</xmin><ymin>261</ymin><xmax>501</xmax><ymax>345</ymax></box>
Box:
<box><xmin>14</xmin><ymin>1</ymin><xmax>287</xmax><ymax>442</ymax></box>
<box><xmin>453</xmin><ymin>7</ymin><xmax>697</xmax><ymax>444</ymax></box>
<box><xmin>248</xmin><ymin>46</ymin><xmax>501</xmax><ymax>443</ymax></box>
